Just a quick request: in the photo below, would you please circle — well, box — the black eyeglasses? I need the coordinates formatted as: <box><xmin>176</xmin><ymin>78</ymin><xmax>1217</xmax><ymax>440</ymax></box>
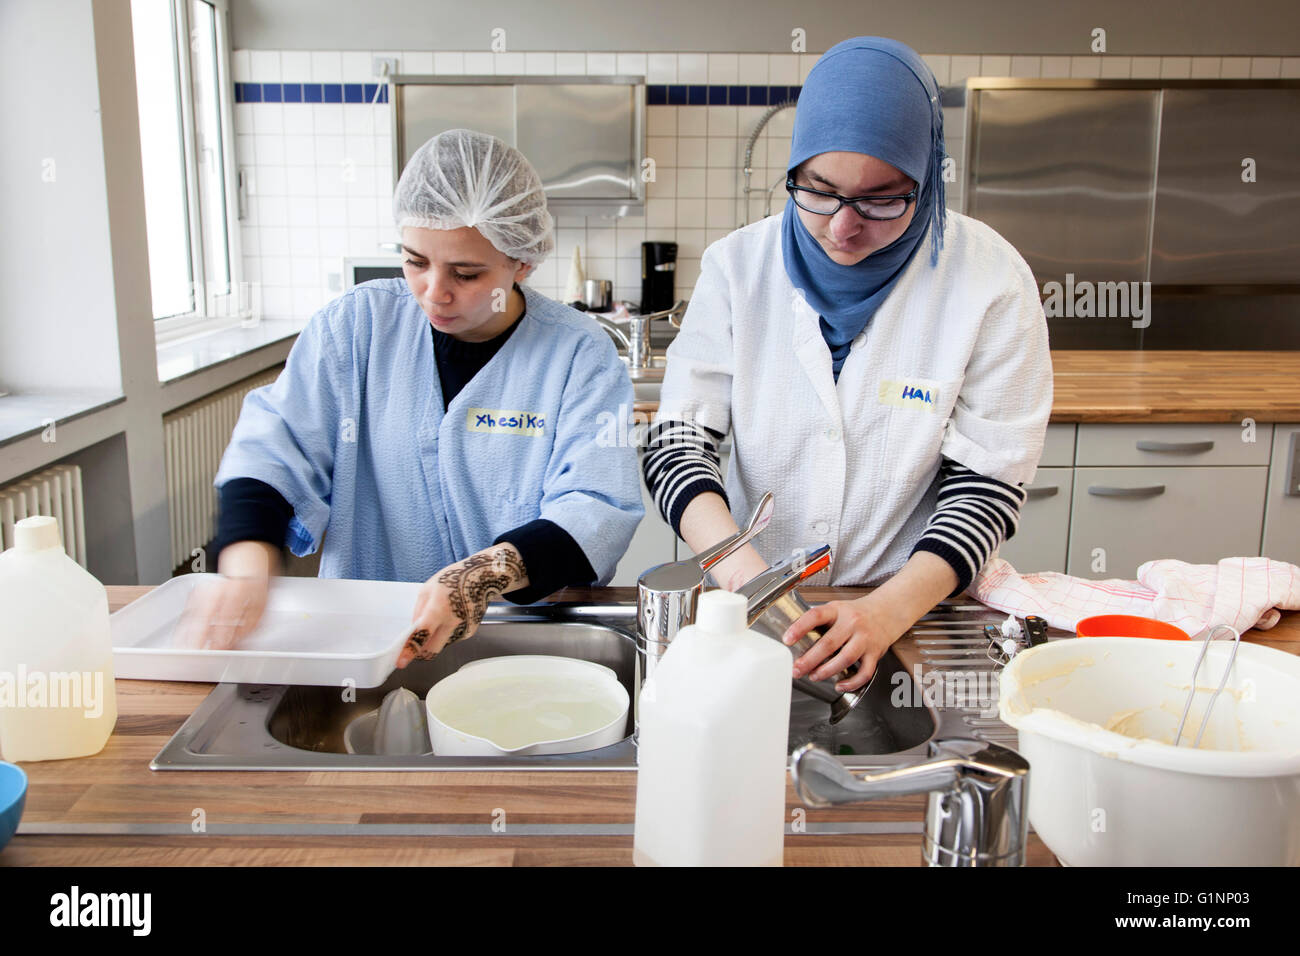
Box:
<box><xmin>786</xmin><ymin>179</ymin><xmax>918</xmax><ymax>221</ymax></box>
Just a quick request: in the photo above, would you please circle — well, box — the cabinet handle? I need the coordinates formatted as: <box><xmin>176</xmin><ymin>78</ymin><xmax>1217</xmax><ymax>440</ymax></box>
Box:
<box><xmin>1088</xmin><ymin>484</ymin><xmax>1166</xmax><ymax>499</ymax></box>
<box><xmin>1135</xmin><ymin>439</ymin><xmax>1214</xmax><ymax>454</ymax></box>
<box><xmin>1025</xmin><ymin>485</ymin><xmax>1059</xmax><ymax>500</ymax></box>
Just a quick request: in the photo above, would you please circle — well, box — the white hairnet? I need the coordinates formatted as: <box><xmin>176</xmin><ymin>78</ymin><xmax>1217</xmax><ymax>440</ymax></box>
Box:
<box><xmin>393</xmin><ymin>129</ymin><xmax>555</xmax><ymax>266</ymax></box>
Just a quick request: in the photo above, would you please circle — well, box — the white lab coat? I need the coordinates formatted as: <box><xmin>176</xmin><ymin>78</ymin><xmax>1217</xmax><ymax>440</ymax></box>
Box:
<box><xmin>658</xmin><ymin>211</ymin><xmax>1053</xmax><ymax>585</ymax></box>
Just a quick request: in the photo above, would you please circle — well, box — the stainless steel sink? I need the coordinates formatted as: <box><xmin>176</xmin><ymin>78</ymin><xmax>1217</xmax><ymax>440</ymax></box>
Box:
<box><xmin>152</xmin><ymin>602</ymin><xmax>965</xmax><ymax>772</ymax></box>
<box><xmin>618</xmin><ymin>355</ymin><xmax>665</xmax><ymax>402</ymax></box>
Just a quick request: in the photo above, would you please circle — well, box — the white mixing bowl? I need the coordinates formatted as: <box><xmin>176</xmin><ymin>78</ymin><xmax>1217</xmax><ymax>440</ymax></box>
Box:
<box><xmin>999</xmin><ymin>636</ymin><xmax>1300</xmax><ymax>866</ymax></box>
<box><xmin>425</xmin><ymin>655</ymin><xmax>629</xmax><ymax>756</ymax></box>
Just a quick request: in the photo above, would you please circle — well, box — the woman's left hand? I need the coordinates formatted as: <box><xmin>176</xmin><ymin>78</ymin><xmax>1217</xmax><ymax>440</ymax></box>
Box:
<box><xmin>396</xmin><ymin>543</ymin><xmax>528</xmax><ymax>668</ymax></box>
<box><xmin>782</xmin><ymin>596</ymin><xmax>901</xmax><ymax>692</ymax></box>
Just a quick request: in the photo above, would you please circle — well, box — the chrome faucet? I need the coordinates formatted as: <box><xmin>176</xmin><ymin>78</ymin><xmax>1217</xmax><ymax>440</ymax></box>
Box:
<box><xmin>738</xmin><ymin>548</ymin><xmax>869</xmax><ymax>723</ymax></box>
<box><xmin>636</xmin><ymin>491</ymin><xmax>863</xmax><ymax>720</ymax></box>
<box><xmin>636</xmin><ymin>492</ymin><xmax>774</xmax><ymax>683</ymax></box>
<box><xmin>791</xmin><ymin>738</ymin><xmax>1030</xmax><ymax>867</ymax></box>
<box><xmin>593</xmin><ymin>299</ymin><xmax>686</xmax><ymax>370</ymax></box>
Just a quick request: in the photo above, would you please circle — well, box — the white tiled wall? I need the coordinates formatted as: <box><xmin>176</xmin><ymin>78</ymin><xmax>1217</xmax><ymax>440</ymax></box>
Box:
<box><xmin>230</xmin><ymin>49</ymin><xmax>1300</xmax><ymax>322</ymax></box>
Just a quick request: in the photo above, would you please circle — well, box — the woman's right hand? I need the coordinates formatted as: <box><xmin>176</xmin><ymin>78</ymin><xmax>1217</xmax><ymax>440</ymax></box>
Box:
<box><xmin>174</xmin><ymin>540</ymin><xmax>279</xmax><ymax>650</ymax></box>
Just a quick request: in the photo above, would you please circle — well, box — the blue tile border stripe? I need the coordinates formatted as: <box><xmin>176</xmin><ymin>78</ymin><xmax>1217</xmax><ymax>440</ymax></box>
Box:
<box><xmin>643</xmin><ymin>84</ymin><xmax>805</xmax><ymax>106</ymax></box>
<box><xmin>234</xmin><ymin>82</ymin><xmax>389</xmax><ymax>103</ymax></box>
<box><xmin>233</xmin><ymin>82</ymin><xmax>798</xmax><ymax>108</ymax></box>
<box><xmin>642</xmin><ymin>83</ymin><xmax>803</xmax><ymax>107</ymax></box>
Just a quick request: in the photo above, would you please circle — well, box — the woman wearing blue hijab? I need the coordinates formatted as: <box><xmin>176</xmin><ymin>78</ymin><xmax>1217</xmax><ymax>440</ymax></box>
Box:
<box><xmin>646</xmin><ymin>37</ymin><xmax>1053</xmax><ymax>690</ymax></box>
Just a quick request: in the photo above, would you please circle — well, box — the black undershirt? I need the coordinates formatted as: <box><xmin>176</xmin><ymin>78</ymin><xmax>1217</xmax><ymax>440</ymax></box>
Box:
<box><xmin>212</xmin><ymin>286</ymin><xmax>596</xmax><ymax>604</ymax></box>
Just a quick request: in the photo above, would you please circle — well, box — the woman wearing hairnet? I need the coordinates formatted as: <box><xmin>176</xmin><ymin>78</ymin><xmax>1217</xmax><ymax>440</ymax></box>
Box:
<box><xmin>184</xmin><ymin>129</ymin><xmax>643</xmax><ymax>665</ymax></box>
<box><xmin>644</xmin><ymin>37</ymin><xmax>1052</xmax><ymax>691</ymax></box>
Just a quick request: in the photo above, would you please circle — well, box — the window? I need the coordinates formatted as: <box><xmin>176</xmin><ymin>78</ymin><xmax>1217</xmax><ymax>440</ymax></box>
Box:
<box><xmin>132</xmin><ymin>0</ymin><xmax>248</xmax><ymax>337</ymax></box>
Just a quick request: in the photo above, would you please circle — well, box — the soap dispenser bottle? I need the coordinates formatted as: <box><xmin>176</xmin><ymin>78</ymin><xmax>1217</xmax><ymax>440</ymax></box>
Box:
<box><xmin>633</xmin><ymin>589</ymin><xmax>792</xmax><ymax>866</ymax></box>
<box><xmin>0</xmin><ymin>516</ymin><xmax>117</xmax><ymax>761</ymax></box>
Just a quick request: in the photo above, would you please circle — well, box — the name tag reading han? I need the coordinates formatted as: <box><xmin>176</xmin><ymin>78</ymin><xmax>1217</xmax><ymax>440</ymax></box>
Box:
<box><xmin>466</xmin><ymin>407</ymin><xmax>546</xmax><ymax>436</ymax></box>
<box><xmin>878</xmin><ymin>380</ymin><xmax>943</xmax><ymax>412</ymax></box>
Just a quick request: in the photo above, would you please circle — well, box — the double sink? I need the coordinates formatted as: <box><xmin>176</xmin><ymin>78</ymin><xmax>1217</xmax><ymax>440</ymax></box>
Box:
<box><xmin>152</xmin><ymin>601</ymin><xmax>970</xmax><ymax>772</ymax></box>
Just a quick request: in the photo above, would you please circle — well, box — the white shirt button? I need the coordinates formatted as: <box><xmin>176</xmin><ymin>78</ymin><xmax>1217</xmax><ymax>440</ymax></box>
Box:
<box><xmin>812</xmin><ymin>520</ymin><xmax>830</xmax><ymax>536</ymax></box>
<box><xmin>825</xmin><ymin>426</ymin><xmax>841</xmax><ymax>442</ymax></box>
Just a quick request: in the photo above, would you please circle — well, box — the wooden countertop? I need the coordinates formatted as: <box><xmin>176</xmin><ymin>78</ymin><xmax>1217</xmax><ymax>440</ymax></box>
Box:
<box><xmin>1049</xmin><ymin>350</ymin><xmax>1300</xmax><ymax>423</ymax></box>
<box><xmin>635</xmin><ymin>351</ymin><xmax>1300</xmax><ymax>423</ymax></box>
<box><xmin>5</xmin><ymin>586</ymin><xmax>1296</xmax><ymax>867</ymax></box>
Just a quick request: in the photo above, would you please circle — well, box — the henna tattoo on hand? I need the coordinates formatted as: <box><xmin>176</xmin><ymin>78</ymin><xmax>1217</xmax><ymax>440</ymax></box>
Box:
<box><xmin>403</xmin><ymin>627</ymin><xmax>432</xmax><ymax>661</ymax></box>
<box><xmin>436</xmin><ymin>546</ymin><xmax>528</xmax><ymax>644</ymax></box>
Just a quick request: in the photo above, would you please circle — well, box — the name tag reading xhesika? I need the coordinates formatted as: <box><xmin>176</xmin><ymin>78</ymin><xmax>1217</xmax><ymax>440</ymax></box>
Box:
<box><xmin>466</xmin><ymin>407</ymin><xmax>546</xmax><ymax>436</ymax></box>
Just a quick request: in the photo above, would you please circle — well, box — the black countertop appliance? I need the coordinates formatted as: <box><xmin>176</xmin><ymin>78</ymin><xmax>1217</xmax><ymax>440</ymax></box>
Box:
<box><xmin>640</xmin><ymin>241</ymin><xmax>677</xmax><ymax>315</ymax></box>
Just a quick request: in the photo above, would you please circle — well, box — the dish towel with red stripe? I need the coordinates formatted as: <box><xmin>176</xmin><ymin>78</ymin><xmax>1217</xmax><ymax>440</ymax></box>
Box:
<box><xmin>969</xmin><ymin>556</ymin><xmax>1300</xmax><ymax>637</ymax></box>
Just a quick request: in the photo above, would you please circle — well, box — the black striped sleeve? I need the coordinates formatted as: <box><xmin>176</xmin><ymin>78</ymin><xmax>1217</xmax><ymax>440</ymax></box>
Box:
<box><xmin>911</xmin><ymin>459</ymin><xmax>1027</xmax><ymax>598</ymax></box>
<box><xmin>641</xmin><ymin>418</ymin><xmax>729</xmax><ymax>537</ymax></box>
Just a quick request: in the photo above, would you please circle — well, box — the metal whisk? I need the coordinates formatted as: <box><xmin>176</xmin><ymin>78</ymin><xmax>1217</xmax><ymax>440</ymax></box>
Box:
<box><xmin>1173</xmin><ymin>624</ymin><xmax>1244</xmax><ymax>748</ymax></box>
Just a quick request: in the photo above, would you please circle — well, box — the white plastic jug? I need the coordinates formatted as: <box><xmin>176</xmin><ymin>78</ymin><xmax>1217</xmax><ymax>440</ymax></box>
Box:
<box><xmin>0</xmin><ymin>516</ymin><xmax>117</xmax><ymax>761</ymax></box>
<box><xmin>633</xmin><ymin>590</ymin><xmax>792</xmax><ymax>867</ymax></box>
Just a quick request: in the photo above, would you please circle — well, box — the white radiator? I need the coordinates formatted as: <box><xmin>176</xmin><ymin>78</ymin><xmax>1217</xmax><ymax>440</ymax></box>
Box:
<box><xmin>164</xmin><ymin>368</ymin><xmax>282</xmax><ymax>569</ymax></box>
<box><xmin>0</xmin><ymin>464</ymin><xmax>87</xmax><ymax>567</ymax></box>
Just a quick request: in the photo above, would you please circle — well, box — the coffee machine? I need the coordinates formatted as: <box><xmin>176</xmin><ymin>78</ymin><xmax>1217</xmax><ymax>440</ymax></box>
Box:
<box><xmin>640</xmin><ymin>242</ymin><xmax>677</xmax><ymax>315</ymax></box>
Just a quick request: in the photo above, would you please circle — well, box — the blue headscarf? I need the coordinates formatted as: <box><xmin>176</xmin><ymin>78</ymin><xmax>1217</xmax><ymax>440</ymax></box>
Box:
<box><xmin>780</xmin><ymin>37</ymin><xmax>946</xmax><ymax>378</ymax></box>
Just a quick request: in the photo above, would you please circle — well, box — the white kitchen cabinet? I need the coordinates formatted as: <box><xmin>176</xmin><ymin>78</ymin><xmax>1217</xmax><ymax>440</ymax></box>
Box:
<box><xmin>1067</xmin><ymin>465</ymin><xmax>1268</xmax><ymax>579</ymax></box>
<box><xmin>1262</xmin><ymin>423</ymin><xmax>1300</xmax><ymax>566</ymax></box>
<box><xmin>1039</xmin><ymin>423</ymin><xmax>1077</xmax><ymax>467</ymax></box>
<box><xmin>997</xmin><ymin>467</ymin><xmax>1074</xmax><ymax>573</ymax></box>
<box><xmin>1075</xmin><ymin>422</ymin><xmax>1272</xmax><ymax>467</ymax></box>
<box><xmin>990</xmin><ymin>425</ymin><xmax>1074</xmax><ymax>573</ymax></box>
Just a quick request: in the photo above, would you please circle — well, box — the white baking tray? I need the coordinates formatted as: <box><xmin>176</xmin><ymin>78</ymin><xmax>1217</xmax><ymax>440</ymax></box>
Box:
<box><xmin>111</xmin><ymin>574</ymin><xmax>420</xmax><ymax>686</ymax></box>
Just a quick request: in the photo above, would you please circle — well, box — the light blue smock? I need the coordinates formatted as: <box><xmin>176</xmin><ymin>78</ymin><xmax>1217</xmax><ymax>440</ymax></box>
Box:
<box><xmin>213</xmin><ymin>279</ymin><xmax>644</xmax><ymax>586</ymax></box>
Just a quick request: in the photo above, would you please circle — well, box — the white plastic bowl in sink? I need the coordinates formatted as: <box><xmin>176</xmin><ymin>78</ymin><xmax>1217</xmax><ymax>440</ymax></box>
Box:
<box><xmin>999</xmin><ymin>636</ymin><xmax>1300</xmax><ymax>866</ymax></box>
<box><xmin>425</xmin><ymin>655</ymin><xmax>629</xmax><ymax>756</ymax></box>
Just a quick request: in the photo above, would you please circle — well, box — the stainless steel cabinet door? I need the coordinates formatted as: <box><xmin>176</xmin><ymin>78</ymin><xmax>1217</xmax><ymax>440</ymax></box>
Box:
<box><xmin>516</xmin><ymin>84</ymin><xmax>638</xmax><ymax>200</ymax></box>
<box><xmin>398</xmin><ymin>85</ymin><xmax>515</xmax><ymax>167</ymax></box>
<box><xmin>997</xmin><ymin>468</ymin><xmax>1073</xmax><ymax>574</ymax></box>
<box><xmin>1151</xmin><ymin>89</ymin><xmax>1300</xmax><ymax>284</ymax></box>
<box><xmin>967</xmin><ymin>88</ymin><xmax>1160</xmax><ymax>285</ymax></box>
<box><xmin>1067</xmin><ymin>466</ymin><xmax>1268</xmax><ymax>579</ymax></box>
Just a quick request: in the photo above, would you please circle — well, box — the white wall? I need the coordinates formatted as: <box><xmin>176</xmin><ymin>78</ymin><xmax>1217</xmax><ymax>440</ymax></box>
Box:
<box><xmin>228</xmin><ymin>0</ymin><xmax>1300</xmax><ymax>56</ymax></box>
<box><xmin>0</xmin><ymin>0</ymin><xmax>122</xmax><ymax>393</ymax></box>
<box><xmin>0</xmin><ymin>0</ymin><xmax>204</xmax><ymax>585</ymax></box>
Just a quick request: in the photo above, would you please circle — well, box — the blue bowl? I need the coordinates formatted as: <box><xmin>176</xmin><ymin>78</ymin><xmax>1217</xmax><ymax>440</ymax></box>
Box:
<box><xmin>0</xmin><ymin>761</ymin><xmax>28</xmax><ymax>851</ymax></box>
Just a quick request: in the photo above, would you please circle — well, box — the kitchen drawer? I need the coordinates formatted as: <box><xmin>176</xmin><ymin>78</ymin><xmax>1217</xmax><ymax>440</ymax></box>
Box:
<box><xmin>1075</xmin><ymin>423</ymin><xmax>1273</xmax><ymax>467</ymax></box>
<box><xmin>1039</xmin><ymin>424</ymin><xmax>1076</xmax><ymax>468</ymax></box>
<box><xmin>1067</xmin><ymin>466</ymin><xmax>1268</xmax><ymax>580</ymax></box>
<box><xmin>997</xmin><ymin>467</ymin><xmax>1072</xmax><ymax>573</ymax></box>
<box><xmin>1262</xmin><ymin>424</ymin><xmax>1300</xmax><ymax>566</ymax></box>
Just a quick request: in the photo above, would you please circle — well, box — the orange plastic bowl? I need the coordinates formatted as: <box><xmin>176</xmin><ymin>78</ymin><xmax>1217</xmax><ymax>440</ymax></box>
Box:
<box><xmin>1075</xmin><ymin>614</ymin><xmax>1190</xmax><ymax>640</ymax></box>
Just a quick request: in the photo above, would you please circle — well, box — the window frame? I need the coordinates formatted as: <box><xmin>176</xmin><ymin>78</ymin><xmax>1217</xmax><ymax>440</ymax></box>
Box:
<box><xmin>148</xmin><ymin>0</ymin><xmax>247</xmax><ymax>344</ymax></box>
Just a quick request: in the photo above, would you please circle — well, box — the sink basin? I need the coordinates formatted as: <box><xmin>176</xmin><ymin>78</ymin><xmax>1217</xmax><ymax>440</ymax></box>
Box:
<box><xmin>618</xmin><ymin>356</ymin><xmax>665</xmax><ymax>403</ymax></box>
<box><xmin>619</xmin><ymin>355</ymin><xmax>667</xmax><ymax>373</ymax></box>
<box><xmin>269</xmin><ymin>620</ymin><xmax>637</xmax><ymax>761</ymax></box>
<box><xmin>152</xmin><ymin>603</ymin><xmax>953</xmax><ymax>772</ymax></box>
